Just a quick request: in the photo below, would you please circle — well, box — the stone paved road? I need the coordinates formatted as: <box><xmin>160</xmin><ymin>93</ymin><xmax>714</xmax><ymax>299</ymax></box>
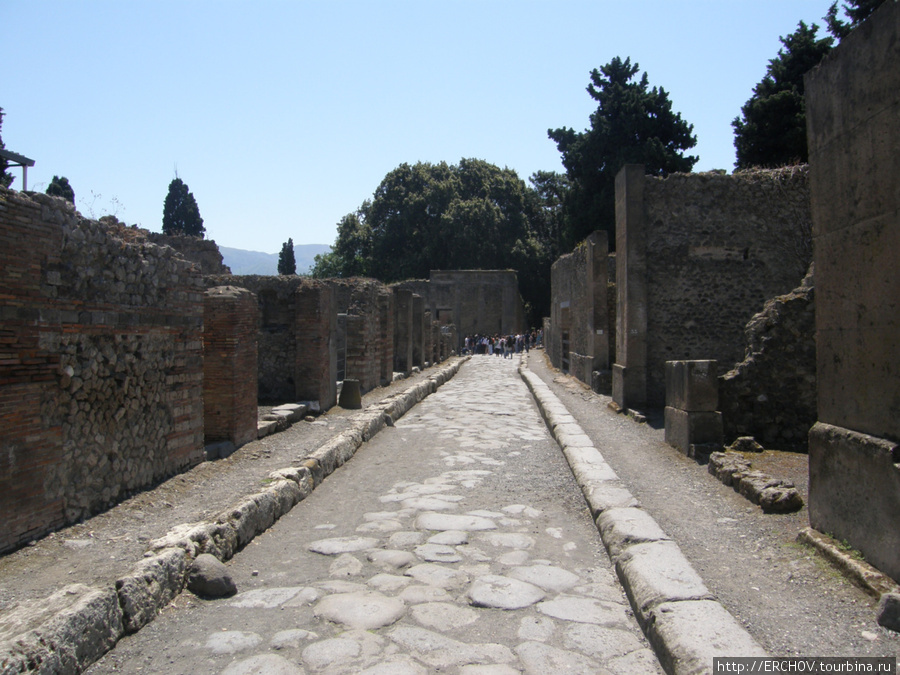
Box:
<box><xmin>86</xmin><ymin>355</ymin><xmax>663</xmax><ymax>674</ymax></box>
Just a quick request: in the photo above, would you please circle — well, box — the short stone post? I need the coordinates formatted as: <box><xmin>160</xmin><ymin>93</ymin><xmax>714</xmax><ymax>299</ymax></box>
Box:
<box><xmin>664</xmin><ymin>360</ymin><xmax>723</xmax><ymax>459</ymax></box>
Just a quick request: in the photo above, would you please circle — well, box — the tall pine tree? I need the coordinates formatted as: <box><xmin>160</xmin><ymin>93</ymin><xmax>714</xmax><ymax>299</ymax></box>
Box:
<box><xmin>732</xmin><ymin>22</ymin><xmax>833</xmax><ymax>169</ymax></box>
<box><xmin>278</xmin><ymin>238</ymin><xmax>297</xmax><ymax>275</ymax></box>
<box><xmin>162</xmin><ymin>177</ymin><xmax>205</xmax><ymax>237</ymax></box>
<box><xmin>549</xmin><ymin>57</ymin><xmax>697</xmax><ymax>250</ymax></box>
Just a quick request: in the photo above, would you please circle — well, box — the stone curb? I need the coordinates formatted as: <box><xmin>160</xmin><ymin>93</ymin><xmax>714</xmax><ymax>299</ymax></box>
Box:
<box><xmin>797</xmin><ymin>527</ymin><xmax>900</xmax><ymax>599</ymax></box>
<box><xmin>0</xmin><ymin>358</ymin><xmax>468</xmax><ymax>675</ymax></box>
<box><xmin>518</xmin><ymin>358</ymin><xmax>767</xmax><ymax>675</ymax></box>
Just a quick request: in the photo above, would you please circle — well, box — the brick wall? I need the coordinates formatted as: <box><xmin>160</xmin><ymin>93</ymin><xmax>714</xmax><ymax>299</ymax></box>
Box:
<box><xmin>203</xmin><ymin>286</ymin><xmax>258</xmax><ymax>447</ymax></box>
<box><xmin>0</xmin><ymin>188</ymin><xmax>204</xmax><ymax>552</ymax></box>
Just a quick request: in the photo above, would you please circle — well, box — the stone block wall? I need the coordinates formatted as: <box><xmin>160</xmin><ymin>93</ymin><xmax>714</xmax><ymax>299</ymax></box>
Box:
<box><xmin>613</xmin><ymin>165</ymin><xmax>811</xmax><ymax>409</ymax></box>
<box><xmin>396</xmin><ymin>270</ymin><xmax>525</xmax><ymax>353</ymax></box>
<box><xmin>548</xmin><ymin>231</ymin><xmax>609</xmax><ymax>387</ymax></box>
<box><xmin>805</xmin><ymin>1</ymin><xmax>900</xmax><ymax>581</ymax></box>
<box><xmin>393</xmin><ymin>288</ymin><xmax>414</xmax><ymax>373</ymax></box>
<box><xmin>295</xmin><ymin>280</ymin><xmax>337</xmax><ymax>410</ymax></box>
<box><xmin>0</xmin><ymin>188</ymin><xmax>204</xmax><ymax>553</ymax></box>
<box><xmin>719</xmin><ymin>266</ymin><xmax>816</xmax><ymax>450</ymax></box>
<box><xmin>203</xmin><ymin>286</ymin><xmax>258</xmax><ymax>448</ymax></box>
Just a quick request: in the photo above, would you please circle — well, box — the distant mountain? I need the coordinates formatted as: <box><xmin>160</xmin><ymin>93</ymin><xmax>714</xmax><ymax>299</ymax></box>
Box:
<box><xmin>219</xmin><ymin>244</ymin><xmax>331</xmax><ymax>276</ymax></box>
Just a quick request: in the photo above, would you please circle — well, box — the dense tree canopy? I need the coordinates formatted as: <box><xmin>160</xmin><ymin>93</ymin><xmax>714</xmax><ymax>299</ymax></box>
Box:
<box><xmin>46</xmin><ymin>175</ymin><xmax>74</xmax><ymax>203</ymax></box>
<box><xmin>549</xmin><ymin>57</ymin><xmax>697</xmax><ymax>251</ymax></box>
<box><xmin>162</xmin><ymin>177</ymin><xmax>205</xmax><ymax>237</ymax></box>
<box><xmin>312</xmin><ymin>158</ymin><xmax>557</xmax><ymax>324</ymax></box>
<box><xmin>278</xmin><ymin>238</ymin><xmax>297</xmax><ymax>275</ymax></box>
<box><xmin>0</xmin><ymin>108</ymin><xmax>13</xmax><ymax>189</ymax></box>
<box><xmin>732</xmin><ymin>22</ymin><xmax>833</xmax><ymax>169</ymax></box>
<box><xmin>826</xmin><ymin>0</ymin><xmax>887</xmax><ymax>39</ymax></box>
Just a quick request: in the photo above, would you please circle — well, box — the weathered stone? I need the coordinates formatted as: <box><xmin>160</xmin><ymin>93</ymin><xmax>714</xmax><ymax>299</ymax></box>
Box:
<box><xmin>876</xmin><ymin>593</ymin><xmax>900</xmax><ymax>633</ymax></box>
<box><xmin>187</xmin><ymin>553</ymin><xmax>236</xmax><ymax>598</ymax></box>
<box><xmin>597</xmin><ymin>507</ymin><xmax>670</xmax><ymax>560</ymax></box>
<box><xmin>467</xmin><ymin>575</ymin><xmax>546</xmax><ymax>610</ymax></box>
<box><xmin>515</xmin><ymin>640</ymin><xmax>603</xmax><ymax>674</ymax></box>
<box><xmin>204</xmin><ymin>630</ymin><xmax>262</xmax><ymax>655</ymax></box>
<box><xmin>414</xmin><ymin>543</ymin><xmax>462</xmax><ymax>563</ymax></box>
<box><xmin>404</xmin><ymin>563</ymin><xmax>469</xmax><ymax>590</ymax></box>
<box><xmin>409</xmin><ymin>602</ymin><xmax>480</xmax><ymax>630</ymax></box>
<box><xmin>665</xmin><ymin>360</ymin><xmax>719</xmax><ymax>412</ymax></box>
<box><xmin>507</xmin><ymin>565</ymin><xmax>580</xmax><ymax>593</ymax></box>
<box><xmin>116</xmin><ymin>548</ymin><xmax>187</xmax><ymax>633</ymax></box>
<box><xmin>415</xmin><ymin>512</ymin><xmax>497</xmax><ymax>532</ymax></box>
<box><xmin>228</xmin><ymin>587</ymin><xmax>308</xmax><ymax>609</ymax></box>
<box><xmin>308</xmin><ymin>536</ymin><xmax>379</xmax><ymax>555</ymax></box>
<box><xmin>221</xmin><ymin>653</ymin><xmax>305</xmax><ymax>675</ymax></box>
<box><xmin>730</xmin><ymin>436</ymin><xmax>765</xmax><ymax>453</ymax></box>
<box><xmin>314</xmin><ymin>591</ymin><xmax>406</xmax><ymax>630</ymax></box>
<box><xmin>536</xmin><ymin>596</ymin><xmax>628</xmax><ymax>626</ymax></box>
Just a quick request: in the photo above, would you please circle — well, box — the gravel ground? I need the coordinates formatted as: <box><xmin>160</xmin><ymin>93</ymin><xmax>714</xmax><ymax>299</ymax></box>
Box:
<box><xmin>0</xmin><ymin>365</ymin><xmax>452</xmax><ymax>615</ymax></box>
<box><xmin>526</xmin><ymin>350</ymin><xmax>900</xmax><ymax>660</ymax></box>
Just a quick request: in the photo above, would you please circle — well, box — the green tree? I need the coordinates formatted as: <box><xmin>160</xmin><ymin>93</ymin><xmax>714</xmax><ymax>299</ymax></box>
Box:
<box><xmin>825</xmin><ymin>0</ymin><xmax>887</xmax><ymax>39</ymax></box>
<box><xmin>732</xmin><ymin>22</ymin><xmax>833</xmax><ymax>169</ymax></box>
<box><xmin>46</xmin><ymin>175</ymin><xmax>75</xmax><ymax>203</ymax></box>
<box><xmin>278</xmin><ymin>238</ymin><xmax>297</xmax><ymax>275</ymax></box>
<box><xmin>549</xmin><ymin>57</ymin><xmax>697</xmax><ymax>251</ymax></box>
<box><xmin>311</xmin><ymin>158</ymin><xmax>556</xmax><ymax>325</ymax></box>
<box><xmin>0</xmin><ymin>108</ymin><xmax>13</xmax><ymax>189</ymax></box>
<box><xmin>162</xmin><ymin>177</ymin><xmax>205</xmax><ymax>237</ymax></box>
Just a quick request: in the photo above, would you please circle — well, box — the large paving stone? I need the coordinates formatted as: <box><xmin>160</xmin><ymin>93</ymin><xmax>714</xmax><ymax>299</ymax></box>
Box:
<box><xmin>467</xmin><ymin>575</ymin><xmax>546</xmax><ymax>609</ymax></box>
<box><xmin>388</xmin><ymin>626</ymin><xmax>514</xmax><ymax>669</ymax></box>
<box><xmin>536</xmin><ymin>596</ymin><xmax>630</xmax><ymax>626</ymax></box>
<box><xmin>308</xmin><ymin>536</ymin><xmax>380</xmax><ymax>555</ymax></box>
<box><xmin>314</xmin><ymin>591</ymin><xmax>406</xmax><ymax>630</ymax></box>
<box><xmin>415</xmin><ymin>512</ymin><xmax>497</xmax><ymax>532</ymax></box>
<box><xmin>409</xmin><ymin>602</ymin><xmax>480</xmax><ymax>629</ymax></box>
<box><xmin>507</xmin><ymin>565</ymin><xmax>580</xmax><ymax>593</ymax></box>
<box><xmin>404</xmin><ymin>563</ymin><xmax>470</xmax><ymax>590</ymax></box>
<box><xmin>515</xmin><ymin>640</ymin><xmax>603</xmax><ymax>674</ymax></box>
<box><xmin>220</xmin><ymin>653</ymin><xmax>305</xmax><ymax>675</ymax></box>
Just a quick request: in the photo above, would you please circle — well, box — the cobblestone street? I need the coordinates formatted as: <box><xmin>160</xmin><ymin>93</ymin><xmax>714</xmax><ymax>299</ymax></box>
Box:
<box><xmin>86</xmin><ymin>355</ymin><xmax>661</xmax><ymax>674</ymax></box>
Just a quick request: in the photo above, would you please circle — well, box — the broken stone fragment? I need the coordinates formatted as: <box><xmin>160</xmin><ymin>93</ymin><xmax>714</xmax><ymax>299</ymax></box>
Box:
<box><xmin>729</xmin><ymin>436</ymin><xmax>764</xmax><ymax>453</ymax></box>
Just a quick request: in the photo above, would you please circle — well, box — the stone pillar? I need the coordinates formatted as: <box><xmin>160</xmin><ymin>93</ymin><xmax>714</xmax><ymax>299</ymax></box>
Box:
<box><xmin>203</xmin><ymin>286</ymin><xmax>259</xmax><ymax>449</ymax></box>
<box><xmin>412</xmin><ymin>294</ymin><xmax>425</xmax><ymax>368</ymax></box>
<box><xmin>612</xmin><ymin>164</ymin><xmax>648</xmax><ymax>410</ymax></box>
<box><xmin>664</xmin><ymin>360</ymin><xmax>722</xmax><ymax>457</ymax></box>
<box><xmin>377</xmin><ymin>289</ymin><xmax>394</xmax><ymax>386</ymax></box>
<box><xmin>805</xmin><ymin>0</ymin><xmax>900</xmax><ymax>582</ymax></box>
<box><xmin>586</xmin><ymin>231</ymin><xmax>610</xmax><ymax>375</ymax></box>
<box><xmin>295</xmin><ymin>280</ymin><xmax>337</xmax><ymax>410</ymax></box>
<box><xmin>393</xmin><ymin>288</ymin><xmax>413</xmax><ymax>373</ymax></box>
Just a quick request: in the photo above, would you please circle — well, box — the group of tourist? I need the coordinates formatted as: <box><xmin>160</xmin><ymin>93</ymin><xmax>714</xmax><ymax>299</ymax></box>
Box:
<box><xmin>463</xmin><ymin>330</ymin><xmax>541</xmax><ymax>358</ymax></box>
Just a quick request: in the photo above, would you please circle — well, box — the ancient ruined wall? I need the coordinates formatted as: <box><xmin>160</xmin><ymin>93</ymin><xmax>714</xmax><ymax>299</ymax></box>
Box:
<box><xmin>396</xmin><ymin>271</ymin><xmax>525</xmax><ymax>353</ymax></box>
<box><xmin>805</xmin><ymin>1</ymin><xmax>900</xmax><ymax>581</ymax></box>
<box><xmin>203</xmin><ymin>286</ymin><xmax>258</xmax><ymax>448</ymax></box>
<box><xmin>719</xmin><ymin>266</ymin><xmax>816</xmax><ymax>451</ymax></box>
<box><xmin>0</xmin><ymin>189</ymin><xmax>204</xmax><ymax>553</ymax></box>
<box><xmin>203</xmin><ymin>275</ymin><xmax>337</xmax><ymax>406</ymax></box>
<box><xmin>205</xmin><ymin>275</ymin><xmax>305</xmax><ymax>401</ymax></box>
<box><xmin>145</xmin><ymin>232</ymin><xmax>230</xmax><ymax>275</ymax></box>
<box><xmin>325</xmin><ymin>278</ymin><xmax>393</xmax><ymax>393</ymax></box>
<box><xmin>549</xmin><ymin>232</ymin><xmax>609</xmax><ymax>386</ymax></box>
<box><xmin>613</xmin><ymin>166</ymin><xmax>810</xmax><ymax>409</ymax></box>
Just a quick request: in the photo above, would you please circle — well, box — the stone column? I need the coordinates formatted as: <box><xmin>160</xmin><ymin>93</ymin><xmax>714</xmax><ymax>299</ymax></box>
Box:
<box><xmin>203</xmin><ymin>286</ymin><xmax>259</xmax><ymax>449</ymax></box>
<box><xmin>295</xmin><ymin>280</ymin><xmax>337</xmax><ymax>410</ymax></box>
<box><xmin>612</xmin><ymin>164</ymin><xmax>648</xmax><ymax>410</ymax></box>
<box><xmin>393</xmin><ymin>288</ymin><xmax>413</xmax><ymax>373</ymax></box>
<box><xmin>586</xmin><ymin>230</ymin><xmax>610</xmax><ymax>375</ymax></box>
<box><xmin>413</xmin><ymin>294</ymin><xmax>425</xmax><ymax>368</ymax></box>
<box><xmin>377</xmin><ymin>288</ymin><xmax>394</xmax><ymax>386</ymax></box>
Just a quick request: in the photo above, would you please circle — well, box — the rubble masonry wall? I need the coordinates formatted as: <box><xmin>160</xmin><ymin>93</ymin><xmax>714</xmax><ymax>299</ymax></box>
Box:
<box><xmin>0</xmin><ymin>188</ymin><xmax>205</xmax><ymax>553</ymax></box>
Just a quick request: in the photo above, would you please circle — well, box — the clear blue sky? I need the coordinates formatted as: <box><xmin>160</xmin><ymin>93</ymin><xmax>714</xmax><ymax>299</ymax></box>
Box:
<box><xmin>2</xmin><ymin>1</ymin><xmax>832</xmax><ymax>253</ymax></box>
